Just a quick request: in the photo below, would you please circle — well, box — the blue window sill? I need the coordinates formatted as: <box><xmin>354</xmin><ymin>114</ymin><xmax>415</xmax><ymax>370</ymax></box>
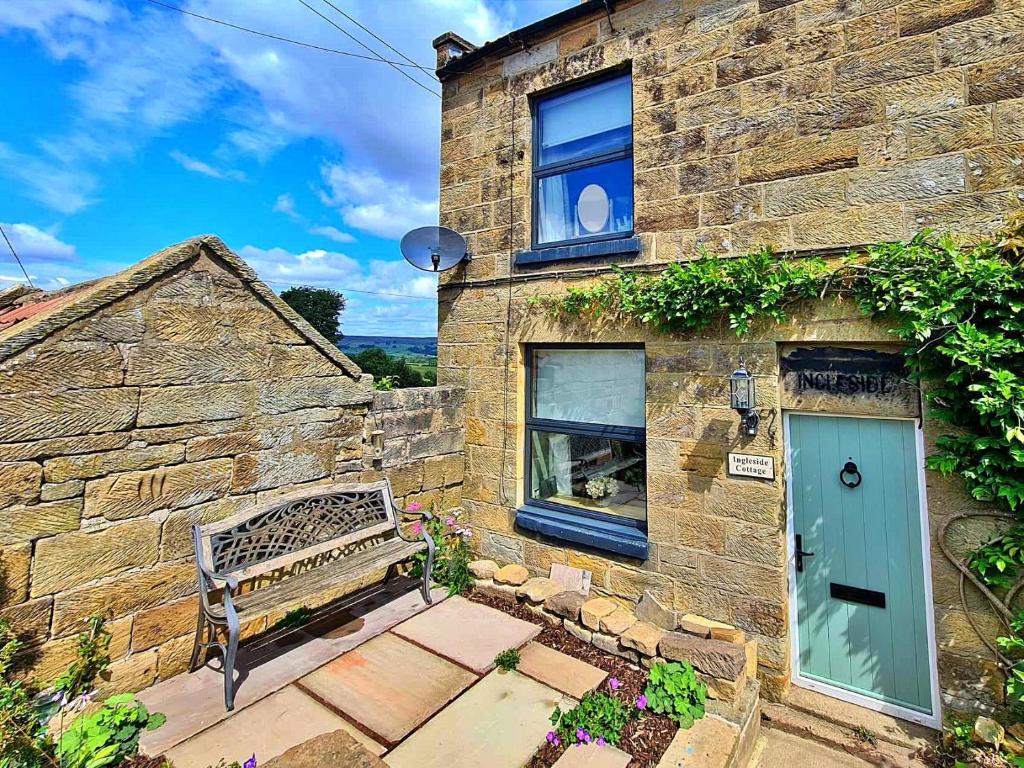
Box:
<box><xmin>516</xmin><ymin>504</ymin><xmax>648</xmax><ymax>560</ymax></box>
<box><xmin>515</xmin><ymin>236</ymin><xmax>641</xmax><ymax>267</ymax></box>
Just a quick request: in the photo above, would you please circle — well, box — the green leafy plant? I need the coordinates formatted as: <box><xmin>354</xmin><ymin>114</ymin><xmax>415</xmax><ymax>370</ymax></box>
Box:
<box><xmin>408</xmin><ymin>504</ymin><xmax>473</xmax><ymax>597</ymax></box>
<box><xmin>373</xmin><ymin>374</ymin><xmax>397</xmax><ymax>391</ymax></box>
<box><xmin>494</xmin><ymin>648</ymin><xmax>520</xmax><ymax>672</ymax></box>
<box><xmin>853</xmin><ymin>725</ymin><xmax>878</xmax><ymax>746</ymax></box>
<box><xmin>549</xmin><ymin>691</ymin><xmax>636</xmax><ymax>747</ymax></box>
<box><xmin>643</xmin><ymin>661</ymin><xmax>707</xmax><ymax>729</ymax></box>
<box><xmin>56</xmin><ymin>692</ymin><xmax>166</xmax><ymax>768</ymax></box>
<box><xmin>272</xmin><ymin>606</ymin><xmax>314</xmax><ymax>631</ymax></box>
<box><xmin>0</xmin><ymin>619</ymin><xmax>51</xmax><ymax>768</ymax></box>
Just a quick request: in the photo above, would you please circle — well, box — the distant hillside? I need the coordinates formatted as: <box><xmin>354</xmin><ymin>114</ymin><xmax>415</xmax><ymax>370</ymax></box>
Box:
<box><xmin>339</xmin><ymin>335</ymin><xmax>437</xmax><ymax>358</ymax></box>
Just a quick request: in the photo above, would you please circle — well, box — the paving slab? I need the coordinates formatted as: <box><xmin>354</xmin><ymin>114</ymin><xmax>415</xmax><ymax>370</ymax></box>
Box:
<box><xmin>164</xmin><ymin>685</ymin><xmax>349</xmax><ymax>768</ymax></box>
<box><xmin>656</xmin><ymin>714</ymin><xmax>738</xmax><ymax>768</ymax></box>
<box><xmin>140</xmin><ymin>583</ymin><xmax>447</xmax><ymax>756</ymax></box>
<box><xmin>384</xmin><ymin>670</ymin><xmax>572</xmax><ymax>768</ymax></box>
<box><xmin>297</xmin><ymin>632</ymin><xmax>476</xmax><ymax>746</ymax></box>
<box><xmin>755</xmin><ymin>730</ymin><xmax>874</xmax><ymax>767</ymax></box>
<box><xmin>517</xmin><ymin>641</ymin><xmax>607</xmax><ymax>699</ymax></box>
<box><xmin>553</xmin><ymin>743</ymin><xmax>632</xmax><ymax>768</ymax></box>
<box><xmin>263</xmin><ymin>729</ymin><xmax>386</xmax><ymax>768</ymax></box>
<box><xmin>391</xmin><ymin>595</ymin><xmax>540</xmax><ymax>673</ymax></box>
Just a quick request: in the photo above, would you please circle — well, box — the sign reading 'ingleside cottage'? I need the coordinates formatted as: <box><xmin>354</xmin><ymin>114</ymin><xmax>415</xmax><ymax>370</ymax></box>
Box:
<box><xmin>780</xmin><ymin>346</ymin><xmax>919</xmax><ymax>418</ymax></box>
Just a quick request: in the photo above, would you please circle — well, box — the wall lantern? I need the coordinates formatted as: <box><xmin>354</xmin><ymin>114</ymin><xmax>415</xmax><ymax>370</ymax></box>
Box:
<box><xmin>730</xmin><ymin>362</ymin><xmax>760</xmax><ymax>436</ymax></box>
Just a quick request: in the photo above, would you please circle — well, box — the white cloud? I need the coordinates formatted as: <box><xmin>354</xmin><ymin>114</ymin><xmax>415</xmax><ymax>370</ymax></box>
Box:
<box><xmin>308</xmin><ymin>225</ymin><xmax>356</xmax><ymax>244</ymax></box>
<box><xmin>1</xmin><ymin>223</ymin><xmax>76</xmax><ymax>262</ymax></box>
<box><xmin>273</xmin><ymin>193</ymin><xmax>300</xmax><ymax>220</ymax></box>
<box><xmin>0</xmin><ymin>142</ymin><xmax>97</xmax><ymax>215</ymax></box>
<box><xmin>170</xmin><ymin>150</ymin><xmax>246</xmax><ymax>181</ymax></box>
<box><xmin>237</xmin><ymin>243</ymin><xmax>438</xmax><ymax>335</ymax></box>
<box><xmin>0</xmin><ymin>223</ymin><xmax>104</xmax><ymax>291</ymax></box>
<box><xmin>319</xmin><ymin>164</ymin><xmax>438</xmax><ymax>240</ymax></box>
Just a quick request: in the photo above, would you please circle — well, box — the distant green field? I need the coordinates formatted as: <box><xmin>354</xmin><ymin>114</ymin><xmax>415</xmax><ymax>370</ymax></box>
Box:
<box><xmin>339</xmin><ymin>335</ymin><xmax>436</xmax><ymax>360</ymax></box>
<box><xmin>340</xmin><ymin>336</ymin><xmax>437</xmax><ymax>381</ymax></box>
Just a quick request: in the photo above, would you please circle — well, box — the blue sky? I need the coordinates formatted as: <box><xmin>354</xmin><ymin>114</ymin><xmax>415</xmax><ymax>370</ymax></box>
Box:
<box><xmin>0</xmin><ymin>0</ymin><xmax>566</xmax><ymax>336</ymax></box>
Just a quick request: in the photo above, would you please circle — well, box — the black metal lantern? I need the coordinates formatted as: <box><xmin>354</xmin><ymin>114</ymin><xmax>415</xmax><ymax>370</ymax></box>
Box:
<box><xmin>730</xmin><ymin>362</ymin><xmax>760</xmax><ymax>436</ymax></box>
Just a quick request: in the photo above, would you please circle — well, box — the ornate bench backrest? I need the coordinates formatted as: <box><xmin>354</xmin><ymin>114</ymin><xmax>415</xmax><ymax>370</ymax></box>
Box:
<box><xmin>195</xmin><ymin>480</ymin><xmax>398</xmax><ymax>581</ymax></box>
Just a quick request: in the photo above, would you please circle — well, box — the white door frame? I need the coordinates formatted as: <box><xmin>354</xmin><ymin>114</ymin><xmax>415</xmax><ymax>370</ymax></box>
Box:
<box><xmin>783</xmin><ymin>410</ymin><xmax>943</xmax><ymax>730</ymax></box>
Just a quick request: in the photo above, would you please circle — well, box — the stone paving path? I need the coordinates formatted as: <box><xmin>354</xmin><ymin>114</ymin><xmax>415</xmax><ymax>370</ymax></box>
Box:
<box><xmin>390</xmin><ymin>594</ymin><xmax>541</xmax><ymax>672</ymax></box>
<box><xmin>297</xmin><ymin>632</ymin><xmax>476</xmax><ymax>746</ymax></box>
<box><xmin>149</xmin><ymin>589</ymin><xmax>600</xmax><ymax>768</ymax></box>
<box><xmin>383</xmin><ymin>670</ymin><xmax>572</xmax><ymax>768</ymax></box>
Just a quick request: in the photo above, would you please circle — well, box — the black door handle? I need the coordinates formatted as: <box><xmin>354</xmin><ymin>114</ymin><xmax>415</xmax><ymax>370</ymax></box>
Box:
<box><xmin>795</xmin><ymin>534</ymin><xmax>815</xmax><ymax>573</ymax></box>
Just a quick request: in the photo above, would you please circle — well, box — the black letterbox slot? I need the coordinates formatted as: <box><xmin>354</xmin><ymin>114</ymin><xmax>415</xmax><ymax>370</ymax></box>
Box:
<box><xmin>830</xmin><ymin>582</ymin><xmax>885</xmax><ymax>609</ymax></box>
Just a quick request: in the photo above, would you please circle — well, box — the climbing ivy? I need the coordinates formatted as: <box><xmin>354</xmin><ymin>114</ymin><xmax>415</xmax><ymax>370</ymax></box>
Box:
<box><xmin>542</xmin><ymin>218</ymin><xmax>1024</xmax><ymax>712</ymax></box>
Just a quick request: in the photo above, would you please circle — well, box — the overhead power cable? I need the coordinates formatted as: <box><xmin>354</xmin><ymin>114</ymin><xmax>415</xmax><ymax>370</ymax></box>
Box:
<box><xmin>142</xmin><ymin>0</ymin><xmax>427</xmax><ymax>69</ymax></box>
<box><xmin>317</xmin><ymin>0</ymin><xmax>434</xmax><ymax>73</ymax></box>
<box><xmin>0</xmin><ymin>224</ymin><xmax>33</xmax><ymax>287</ymax></box>
<box><xmin>294</xmin><ymin>0</ymin><xmax>441</xmax><ymax>98</ymax></box>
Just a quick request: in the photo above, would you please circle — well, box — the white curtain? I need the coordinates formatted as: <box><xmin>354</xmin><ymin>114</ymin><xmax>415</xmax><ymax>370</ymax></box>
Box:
<box><xmin>538</xmin><ymin>174</ymin><xmax>571</xmax><ymax>243</ymax></box>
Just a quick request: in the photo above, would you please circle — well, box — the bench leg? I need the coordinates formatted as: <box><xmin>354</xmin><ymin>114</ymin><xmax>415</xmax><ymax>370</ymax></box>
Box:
<box><xmin>224</xmin><ymin>623</ymin><xmax>239</xmax><ymax>711</ymax></box>
<box><xmin>421</xmin><ymin>547</ymin><xmax>434</xmax><ymax>605</ymax></box>
<box><xmin>188</xmin><ymin>605</ymin><xmax>207</xmax><ymax>673</ymax></box>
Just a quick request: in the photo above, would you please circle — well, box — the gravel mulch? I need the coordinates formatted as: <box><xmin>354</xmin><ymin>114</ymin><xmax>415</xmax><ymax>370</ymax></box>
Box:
<box><xmin>122</xmin><ymin>755</ymin><xmax>170</xmax><ymax>768</ymax></box>
<box><xmin>468</xmin><ymin>591</ymin><xmax>677</xmax><ymax>768</ymax></box>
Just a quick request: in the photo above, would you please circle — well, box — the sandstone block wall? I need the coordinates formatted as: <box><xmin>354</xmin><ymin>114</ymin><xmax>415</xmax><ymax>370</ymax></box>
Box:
<box><xmin>438</xmin><ymin>0</ymin><xmax>1024</xmax><ymax>281</ymax></box>
<box><xmin>0</xmin><ymin>247</ymin><xmax>464</xmax><ymax>697</ymax></box>
<box><xmin>434</xmin><ymin>0</ymin><xmax>1015</xmax><ymax>714</ymax></box>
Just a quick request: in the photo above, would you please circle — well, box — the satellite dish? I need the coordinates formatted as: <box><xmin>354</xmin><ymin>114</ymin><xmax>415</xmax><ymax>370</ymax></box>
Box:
<box><xmin>400</xmin><ymin>226</ymin><xmax>468</xmax><ymax>272</ymax></box>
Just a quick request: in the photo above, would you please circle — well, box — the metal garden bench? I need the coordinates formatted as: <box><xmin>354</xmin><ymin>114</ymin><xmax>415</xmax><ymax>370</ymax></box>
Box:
<box><xmin>189</xmin><ymin>479</ymin><xmax>434</xmax><ymax>710</ymax></box>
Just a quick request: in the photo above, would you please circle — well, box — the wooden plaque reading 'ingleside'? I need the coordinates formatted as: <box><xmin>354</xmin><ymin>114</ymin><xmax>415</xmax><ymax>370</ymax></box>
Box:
<box><xmin>780</xmin><ymin>346</ymin><xmax>919</xmax><ymax>418</ymax></box>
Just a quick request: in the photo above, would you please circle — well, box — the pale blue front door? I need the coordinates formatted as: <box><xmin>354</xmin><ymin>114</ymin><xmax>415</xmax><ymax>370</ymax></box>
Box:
<box><xmin>790</xmin><ymin>414</ymin><xmax>933</xmax><ymax>716</ymax></box>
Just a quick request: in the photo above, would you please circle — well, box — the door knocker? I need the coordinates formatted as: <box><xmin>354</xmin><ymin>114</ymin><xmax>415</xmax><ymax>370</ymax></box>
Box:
<box><xmin>840</xmin><ymin>460</ymin><xmax>862</xmax><ymax>489</ymax></box>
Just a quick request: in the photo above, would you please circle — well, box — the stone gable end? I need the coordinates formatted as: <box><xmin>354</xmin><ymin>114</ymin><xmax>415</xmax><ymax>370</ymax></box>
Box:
<box><xmin>0</xmin><ymin>244</ymin><xmax>465</xmax><ymax>692</ymax></box>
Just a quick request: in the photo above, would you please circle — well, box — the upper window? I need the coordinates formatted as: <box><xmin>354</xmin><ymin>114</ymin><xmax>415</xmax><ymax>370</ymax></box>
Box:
<box><xmin>526</xmin><ymin>346</ymin><xmax>646</xmax><ymax>525</ymax></box>
<box><xmin>533</xmin><ymin>73</ymin><xmax>633</xmax><ymax>248</ymax></box>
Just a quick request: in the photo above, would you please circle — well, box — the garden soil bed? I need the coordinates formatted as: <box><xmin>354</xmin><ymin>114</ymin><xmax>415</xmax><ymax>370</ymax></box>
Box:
<box><xmin>468</xmin><ymin>591</ymin><xmax>677</xmax><ymax>768</ymax></box>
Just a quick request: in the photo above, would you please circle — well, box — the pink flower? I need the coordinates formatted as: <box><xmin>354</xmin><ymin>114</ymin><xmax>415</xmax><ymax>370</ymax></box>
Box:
<box><xmin>407</xmin><ymin>502</ymin><xmax>423</xmax><ymax>512</ymax></box>
<box><xmin>411</xmin><ymin>522</ymin><xmax>422</xmax><ymax>535</ymax></box>
<box><xmin>446</xmin><ymin>516</ymin><xmax>456</xmax><ymax>526</ymax></box>
<box><xmin>635</xmin><ymin>694</ymin><xmax>647</xmax><ymax>710</ymax></box>
<box><xmin>608</xmin><ymin>677</ymin><xmax>621</xmax><ymax>690</ymax></box>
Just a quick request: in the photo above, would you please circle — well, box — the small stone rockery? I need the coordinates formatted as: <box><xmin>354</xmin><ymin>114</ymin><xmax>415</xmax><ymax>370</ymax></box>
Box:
<box><xmin>470</xmin><ymin>560</ymin><xmax>757</xmax><ymax>705</ymax></box>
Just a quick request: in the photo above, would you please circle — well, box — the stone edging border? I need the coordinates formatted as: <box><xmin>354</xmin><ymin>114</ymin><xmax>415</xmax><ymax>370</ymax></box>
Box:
<box><xmin>470</xmin><ymin>560</ymin><xmax>757</xmax><ymax>705</ymax></box>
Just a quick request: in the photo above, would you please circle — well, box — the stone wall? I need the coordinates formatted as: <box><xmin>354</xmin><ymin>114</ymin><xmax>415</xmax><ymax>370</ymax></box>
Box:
<box><xmin>434</xmin><ymin>0</ymin><xmax>1017</xmax><ymax>715</ymax></box>
<box><xmin>0</xmin><ymin>244</ymin><xmax>465</xmax><ymax>697</ymax></box>
<box><xmin>364</xmin><ymin>386</ymin><xmax>465</xmax><ymax>512</ymax></box>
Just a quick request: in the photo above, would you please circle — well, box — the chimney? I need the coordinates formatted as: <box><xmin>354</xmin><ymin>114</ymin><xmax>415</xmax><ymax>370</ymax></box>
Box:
<box><xmin>432</xmin><ymin>31</ymin><xmax>476</xmax><ymax>70</ymax></box>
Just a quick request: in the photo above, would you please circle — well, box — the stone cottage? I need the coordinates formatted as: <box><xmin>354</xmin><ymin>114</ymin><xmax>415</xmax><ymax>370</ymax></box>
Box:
<box><xmin>431</xmin><ymin>0</ymin><xmax>1024</xmax><ymax>727</ymax></box>
<box><xmin>0</xmin><ymin>236</ymin><xmax>463</xmax><ymax>692</ymax></box>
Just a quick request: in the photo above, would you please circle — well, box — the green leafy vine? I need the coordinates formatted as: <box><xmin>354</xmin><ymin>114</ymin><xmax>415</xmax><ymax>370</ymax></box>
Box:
<box><xmin>541</xmin><ymin>220</ymin><xmax>1024</xmax><ymax>713</ymax></box>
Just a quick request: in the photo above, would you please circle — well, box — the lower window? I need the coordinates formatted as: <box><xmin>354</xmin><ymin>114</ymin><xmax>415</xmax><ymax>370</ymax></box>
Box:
<box><xmin>529</xmin><ymin>431</ymin><xmax>646</xmax><ymax>522</ymax></box>
<box><xmin>523</xmin><ymin>345</ymin><xmax>647</xmax><ymax>541</ymax></box>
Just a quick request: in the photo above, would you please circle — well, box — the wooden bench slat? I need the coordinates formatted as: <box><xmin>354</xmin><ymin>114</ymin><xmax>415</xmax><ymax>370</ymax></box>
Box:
<box><xmin>209</xmin><ymin>538</ymin><xmax>426</xmax><ymax>620</ymax></box>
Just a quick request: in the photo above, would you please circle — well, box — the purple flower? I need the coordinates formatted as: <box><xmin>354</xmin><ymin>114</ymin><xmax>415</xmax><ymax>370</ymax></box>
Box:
<box><xmin>546</xmin><ymin>731</ymin><xmax>560</xmax><ymax>746</ymax></box>
<box><xmin>446</xmin><ymin>516</ymin><xmax>456</xmax><ymax>526</ymax></box>
<box><xmin>635</xmin><ymin>695</ymin><xmax>648</xmax><ymax>711</ymax></box>
<box><xmin>576</xmin><ymin>728</ymin><xmax>591</xmax><ymax>744</ymax></box>
<box><xmin>608</xmin><ymin>677</ymin><xmax>621</xmax><ymax>690</ymax></box>
<box><xmin>243</xmin><ymin>756</ymin><xmax>257</xmax><ymax>768</ymax></box>
<box><xmin>596</xmin><ymin>736</ymin><xmax>607</xmax><ymax>747</ymax></box>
